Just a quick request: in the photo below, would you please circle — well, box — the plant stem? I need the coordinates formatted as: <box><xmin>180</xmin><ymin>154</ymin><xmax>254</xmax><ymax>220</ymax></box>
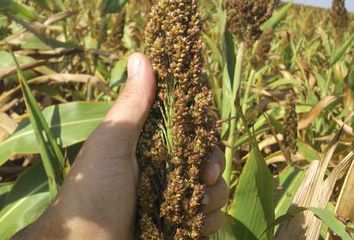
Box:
<box><xmin>242</xmin><ymin>68</ymin><xmax>255</xmax><ymax>112</ymax></box>
<box><xmin>222</xmin><ymin>42</ymin><xmax>245</xmax><ymax>211</ymax></box>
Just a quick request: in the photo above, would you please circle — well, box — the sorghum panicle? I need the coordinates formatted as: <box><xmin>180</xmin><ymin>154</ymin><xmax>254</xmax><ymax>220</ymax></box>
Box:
<box><xmin>106</xmin><ymin>9</ymin><xmax>126</xmax><ymax>51</ymax></box>
<box><xmin>251</xmin><ymin>29</ymin><xmax>274</xmax><ymax>67</ymax></box>
<box><xmin>283</xmin><ymin>90</ymin><xmax>298</xmax><ymax>156</ymax></box>
<box><xmin>225</xmin><ymin>0</ymin><xmax>279</xmax><ymax>46</ymax></box>
<box><xmin>138</xmin><ymin>0</ymin><xmax>218</xmax><ymax>239</ymax></box>
<box><xmin>137</xmin><ymin>107</ymin><xmax>168</xmax><ymax>239</ymax></box>
<box><xmin>330</xmin><ymin>0</ymin><xmax>349</xmax><ymax>42</ymax></box>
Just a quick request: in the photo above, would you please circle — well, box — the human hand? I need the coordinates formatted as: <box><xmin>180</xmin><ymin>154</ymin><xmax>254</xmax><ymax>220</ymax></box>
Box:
<box><xmin>17</xmin><ymin>53</ymin><xmax>227</xmax><ymax>240</ymax></box>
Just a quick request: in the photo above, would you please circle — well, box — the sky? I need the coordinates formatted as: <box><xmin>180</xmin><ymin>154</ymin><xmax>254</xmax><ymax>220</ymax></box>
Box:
<box><xmin>287</xmin><ymin>0</ymin><xmax>354</xmax><ymax>12</ymax></box>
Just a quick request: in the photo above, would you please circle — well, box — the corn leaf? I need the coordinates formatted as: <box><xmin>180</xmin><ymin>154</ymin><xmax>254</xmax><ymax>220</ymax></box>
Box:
<box><xmin>0</xmin><ymin>163</ymin><xmax>50</xmax><ymax>240</ymax></box>
<box><xmin>11</xmin><ymin>52</ymin><xmax>64</xmax><ymax>198</ymax></box>
<box><xmin>0</xmin><ymin>102</ymin><xmax>112</xmax><ymax>166</ymax></box>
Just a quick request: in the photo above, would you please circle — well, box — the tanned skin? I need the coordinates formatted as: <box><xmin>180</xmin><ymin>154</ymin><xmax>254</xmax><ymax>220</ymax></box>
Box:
<box><xmin>15</xmin><ymin>53</ymin><xmax>228</xmax><ymax>240</ymax></box>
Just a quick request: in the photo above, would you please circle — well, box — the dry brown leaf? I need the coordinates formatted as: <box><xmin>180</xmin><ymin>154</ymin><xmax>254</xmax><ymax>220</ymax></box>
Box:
<box><xmin>30</xmin><ymin>74</ymin><xmax>110</xmax><ymax>94</ymax></box>
<box><xmin>333</xmin><ymin>118</ymin><xmax>354</xmax><ymax>136</ymax></box>
<box><xmin>0</xmin><ymin>112</ymin><xmax>18</xmax><ymax>142</ymax></box>
<box><xmin>335</xmin><ymin>159</ymin><xmax>354</xmax><ymax>221</ymax></box>
<box><xmin>275</xmin><ymin>130</ymin><xmax>352</xmax><ymax>240</ymax></box>
<box><xmin>306</xmin><ymin>150</ymin><xmax>354</xmax><ymax>239</ymax></box>
<box><xmin>0</xmin><ymin>59</ymin><xmax>59</xmax><ymax>79</ymax></box>
<box><xmin>298</xmin><ymin>96</ymin><xmax>337</xmax><ymax>130</ymax></box>
<box><xmin>266</xmin><ymin>153</ymin><xmax>306</xmax><ymax>165</ymax></box>
<box><xmin>275</xmin><ymin>160</ymin><xmax>320</xmax><ymax>240</ymax></box>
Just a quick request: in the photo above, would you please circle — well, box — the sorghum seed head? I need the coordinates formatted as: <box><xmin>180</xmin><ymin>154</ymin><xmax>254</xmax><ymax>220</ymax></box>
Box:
<box><xmin>226</xmin><ymin>0</ymin><xmax>279</xmax><ymax>46</ymax></box>
<box><xmin>330</xmin><ymin>0</ymin><xmax>349</xmax><ymax>43</ymax></box>
<box><xmin>139</xmin><ymin>0</ymin><xmax>218</xmax><ymax>239</ymax></box>
<box><xmin>106</xmin><ymin>9</ymin><xmax>126</xmax><ymax>51</ymax></box>
<box><xmin>251</xmin><ymin>29</ymin><xmax>274</xmax><ymax>68</ymax></box>
<box><xmin>283</xmin><ymin>90</ymin><xmax>298</xmax><ymax>155</ymax></box>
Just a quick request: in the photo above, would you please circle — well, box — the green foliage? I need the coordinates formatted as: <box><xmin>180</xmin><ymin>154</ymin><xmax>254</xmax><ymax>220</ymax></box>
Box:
<box><xmin>231</xmin><ymin>145</ymin><xmax>275</xmax><ymax>240</ymax></box>
<box><xmin>11</xmin><ymin>51</ymin><xmax>65</xmax><ymax>197</ymax></box>
<box><xmin>101</xmin><ymin>0</ymin><xmax>129</xmax><ymax>15</ymax></box>
<box><xmin>0</xmin><ymin>163</ymin><xmax>50</xmax><ymax>240</ymax></box>
<box><xmin>330</xmin><ymin>35</ymin><xmax>354</xmax><ymax>66</ymax></box>
<box><xmin>0</xmin><ymin>102</ymin><xmax>111</xmax><ymax>165</ymax></box>
<box><xmin>274</xmin><ymin>167</ymin><xmax>304</xmax><ymax>218</ymax></box>
<box><xmin>0</xmin><ymin>0</ymin><xmax>39</xmax><ymax>21</ymax></box>
<box><xmin>308</xmin><ymin>207</ymin><xmax>353</xmax><ymax>240</ymax></box>
<box><xmin>261</xmin><ymin>2</ymin><xmax>293</xmax><ymax>31</ymax></box>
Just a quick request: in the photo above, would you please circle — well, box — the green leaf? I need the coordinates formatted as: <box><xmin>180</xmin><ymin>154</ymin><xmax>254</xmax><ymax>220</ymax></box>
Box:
<box><xmin>224</xmin><ymin>31</ymin><xmax>236</xmax><ymax>83</ymax></box>
<box><xmin>261</xmin><ymin>2</ymin><xmax>292</xmax><ymax>31</ymax></box>
<box><xmin>330</xmin><ymin>35</ymin><xmax>354</xmax><ymax>66</ymax></box>
<box><xmin>210</xmin><ymin>213</ymin><xmax>238</xmax><ymax>240</ymax></box>
<box><xmin>0</xmin><ymin>0</ymin><xmax>39</xmax><ymax>21</ymax></box>
<box><xmin>11</xmin><ymin>52</ymin><xmax>65</xmax><ymax>198</ymax></box>
<box><xmin>308</xmin><ymin>207</ymin><xmax>352</xmax><ymax>240</ymax></box>
<box><xmin>109</xmin><ymin>59</ymin><xmax>127</xmax><ymax>88</ymax></box>
<box><xmin>221</xmin><ymin>64</ymin><xmax>232</xmax><ymax>137</ymax></box>
<box><xmin>21</xmin><ymin>35</ymin><xmax>51</xmax><ymax>50</ymax></box>
<box><xmin>0</xmin><ymin>50</ymin><xmax>34</xmax><ymax>69</ymax></box>
<box><xmin>203</xmin><ymin>33</ymin><xmax>223</xmax><ymax>65</ymax></box>
<box><xmin>0</xmin><ymin>183</ymin><xmax>14</xmax><ymax>209</ymax></box>
<box><xmin>0</xmin><ymin>163</ymin><xmax>50</xmax><ymax>240</ymax></box>
<box><xmin>0</xmin><ymin>102</ymin><xmax>112</xmax><ymax>166</ymax></box>
<box><xmin>231</xmin><ymin>144</ymin><xmax>275</xmax><ymax>240</ymax></box>
<box><xmin>101</xmin><ymin>0</ymin><xmax>128</xmax><ymax>15</ymax></box>
<box><xmin>297</xmin><ymin>141</ymin><xmax>320</xmax><ymax>161</ymax></box>
<box><xmin>33</xmin><ymin>0</ymin><xmax>49</xmax><ymax>10</ymax></box>
<box><xmin>275</xmin><ymin>167</ymin><xmax>305</xmax><ymax>219</ymax></box>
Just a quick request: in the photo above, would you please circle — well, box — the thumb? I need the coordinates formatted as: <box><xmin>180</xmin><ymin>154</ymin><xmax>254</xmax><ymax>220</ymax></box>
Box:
<box><xmin>104</xmin><ymin>53</ymin><xmax>156</xmax><ymax>140</ymax></box>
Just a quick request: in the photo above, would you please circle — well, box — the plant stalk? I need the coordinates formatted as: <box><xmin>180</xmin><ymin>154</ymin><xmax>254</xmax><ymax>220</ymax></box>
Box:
<box><xmin>222</xmin><ymin>42</ymin><xmax>245</xmax><ymax>211</ymax></box>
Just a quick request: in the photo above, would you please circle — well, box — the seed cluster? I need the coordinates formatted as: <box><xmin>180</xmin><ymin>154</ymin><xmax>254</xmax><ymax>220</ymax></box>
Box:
<box><xmin>137</xmin><ymin>0</ymin><xmax>217</xmax><ymax>239</ymax></box>
<box><xmin>330</xmin><ymin>0</ymin><xmax>349</xmax><ymax>42</ymax></box>
<box><xmin>251</xmin><ymin>29</ymin><xmax>274</xmax><ymax>67</ymax></box>
<box><xmin>225</xmin><ymin>0</ymin><xmax>279</xmax><ymax>45</ymax></box>
<box><xmin>106</xmin><ymin>9</ymin><xmax>126</xmax><ymax>51</ymax></box>
<box><xmin>283</xmin><ymin>90</ymin><xmax>298</xmax><ymax>156</ymax></box>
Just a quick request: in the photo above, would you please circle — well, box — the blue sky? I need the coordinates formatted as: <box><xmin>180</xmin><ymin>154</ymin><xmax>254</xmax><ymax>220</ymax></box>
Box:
<box><xmin>286</xmin><ymin>0</ymin><xmax>354</xmax><ymax>12</ymax></box>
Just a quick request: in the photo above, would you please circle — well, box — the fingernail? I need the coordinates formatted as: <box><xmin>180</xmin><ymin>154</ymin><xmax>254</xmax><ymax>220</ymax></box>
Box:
<box><xmin>211</xmin><ymin>163</ymin><xmax>221</xmax><ymax>184</ymax></box>
<box><xmin>128</xmin><ymin>54</ymin><xmax>142</xmax><ymax>78</ymax></box>
<box><xmin>202</xmin><ymin>193</ymin><xmax>209</xmax><ymax>205</ymax></box>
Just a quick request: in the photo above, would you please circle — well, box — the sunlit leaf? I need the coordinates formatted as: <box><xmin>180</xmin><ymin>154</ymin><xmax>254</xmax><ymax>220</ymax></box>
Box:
<box><xmin>261</xmin><ymin>2</ymin><xmax>292</xmax><ymax>31</ymax></box>
<box><xmin>0</xmin><ymin>163</ymin><xmax>50</xmax><ymax>240</ymax></box>
<box><xmin>0</xmin><ymin>102</ymin><xmax>112</xmax><ymax>166</ymax></box>
<box><xmin>0</xmin><ymin>0</ymin><xmax>39</xmax><ymax>21</ymax></box>
<box><xmin>309</xmin><ymin>207</ymin><xmax>352</xmax><ymax>240</ymax></box>
<box><xmin>11</xmin><ymin>51</ymin><xmax>65</xmax><ymax>198</ymax></box>
<box><xmin>231</xmin><ymin>145</ymin><xmax>275</xmax><ymax>240</ymax></box>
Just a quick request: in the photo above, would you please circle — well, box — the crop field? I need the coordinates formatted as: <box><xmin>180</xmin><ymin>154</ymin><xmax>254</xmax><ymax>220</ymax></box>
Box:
<box><xmin>0</xmin><ymin>0</ymin><xmax>353</xmax><ymax>239</ymax></box>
